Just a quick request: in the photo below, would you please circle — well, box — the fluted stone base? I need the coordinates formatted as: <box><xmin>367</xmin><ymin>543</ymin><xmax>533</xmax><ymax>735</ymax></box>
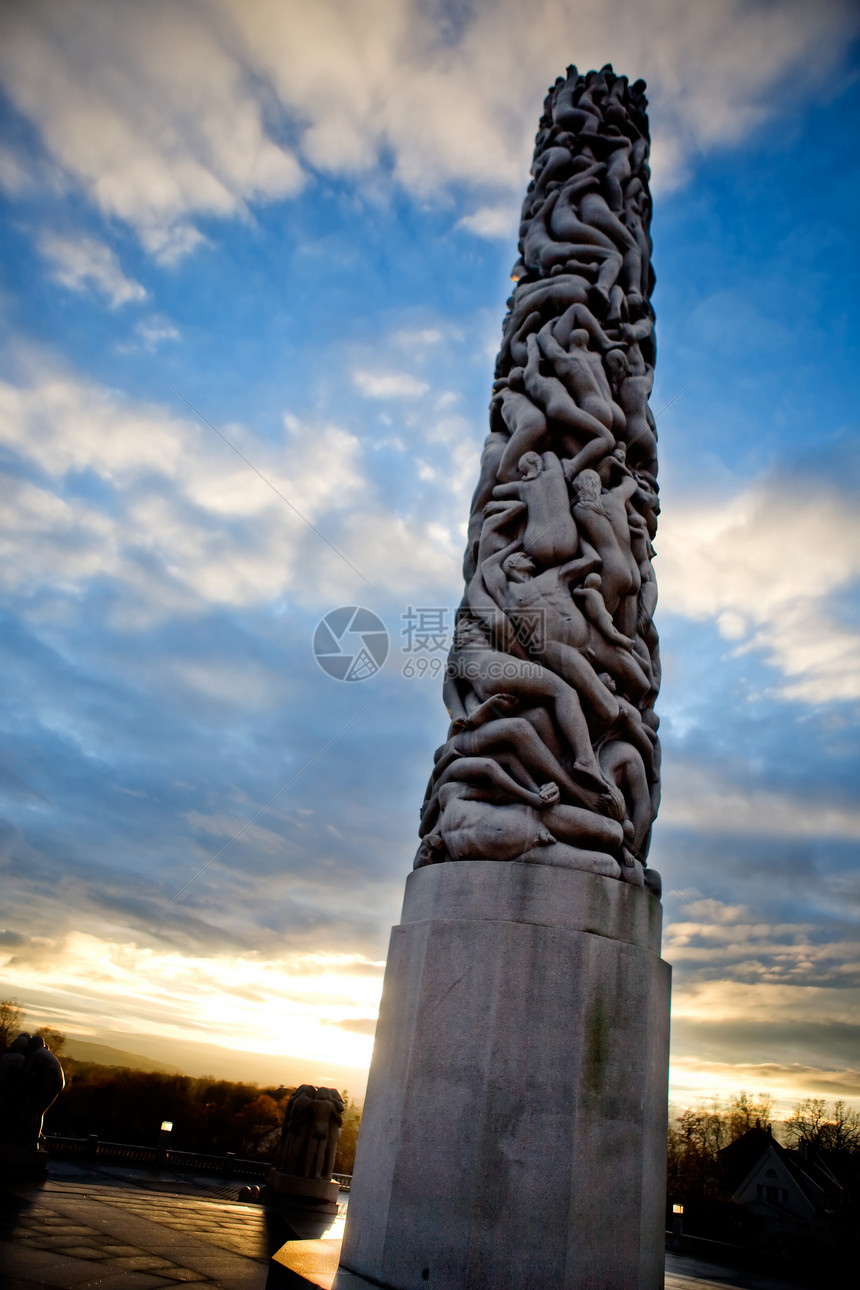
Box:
<box><xmin>337</xmin><ymin>862</ymin><xmax>671</xmax><ymax>1290</ymax></box>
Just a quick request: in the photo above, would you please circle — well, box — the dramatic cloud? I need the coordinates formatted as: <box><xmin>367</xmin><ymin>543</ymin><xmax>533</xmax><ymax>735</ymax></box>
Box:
<box><xmin>0</xmin><ymin>930</ymin><xmax>384</xmax><ymax>1067</ymax></box>
<box><xmin>0</xmin><ymin>361</ymin><xmax>468</xmax><ymax>621</ymax></box>
<box><xmin>669</xmin><ymin>1055</ymin><xmax>860</xmax><ymax>1113</ymax></box>
<box><xmin>660</xmin><ymin>764</ymin><xmax>860</xmax><ymax>842</ymax></box>
<box><xmin>658</xmin><ymin>478</ymin><xmax>860</xmax><ymax>701</ymax></box>
<box><xmin>0</xmin><ymin>0</ymin><xmax>305</xmax><ymax>262</ymax></box>
<box><xmin>0</xmin><ymin>4</ymin><xmax>857</xmax><ymax>1108</ymax></box>
<box><xmin>671</xmin><ymin>976</ymin><xmax>860</xmax><ymax>1022</ymax></box>
<box><xmin>1</xmin><ymin>0</ymin><xmax>856</xmax><ymax>255</ymax></box>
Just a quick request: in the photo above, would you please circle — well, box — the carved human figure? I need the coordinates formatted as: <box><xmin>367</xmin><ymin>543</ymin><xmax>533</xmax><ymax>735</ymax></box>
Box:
<box><xmin>577</xmin><ymin>187</ymin><xmax>643</xmax><ymax>314</ymax></box>
<box><xmin>529</xmin><ymin>130</ymin><xmax>578</xmax><ymax>200</ymax></box>
<box><xmin>277</xmin><ymin>1084</ymin><xmax>316</xmax><ymax>1175</ymax></box>
<box><xmin>499</xmin><ymin>274</ymin><xmax>593</xmax><ymax>370</ymax></box>
<box><xmin>570</xmin><ymin>468</ymin><xmax>640</xmax><ymax>632</ymax></box>
<box><xmin>604</xmin><ymin>345</ymin><xmax>656</xmax><ymax>473</ymax></box>
<box><xmin>305</xmin><ymin>1087</ymin><xmax>345</xmax><ymax>1180</ymax></box>
<box><xmin>277</xmin><ymin>1084</ymin><xmax>344</xmax><ymax>1179</ymax></box>
<box><xmin>489</xmin><ymin>450</ymin><xmax>578</xmax><ymax>566</ymax></box>
<box><xmin>424</xmin><ymin>713</ymin><xmax>604</xmax><ymax>823</ymax></box>
<box><xmin>492</xmin><ymin>370</ymin><xmax>550</xmax><ymax>482</ymax></box>
<box><xmin>421</xmin><ymin>752</ymin><xmax>560</xmax><ymax>836</ymax></box>
<box><xmin>425</xmin><ymin>782</ymin><xmax>626</xmax><ymax>870</ymax></box>
<box><xmin>572</xmin><ymin>572</ymin><xmax>652</xmax><ymax>700</ymax></box>
<box><xmin>499</xmin><ymin>551</ymin><xmax>625</xmax><ymax>722</ymax></box>
<box><xmin>464</xmin><ymin>431</ymin><xmax>510</xmax><ymax>581</ymax></box>
<box><xmin>528</xmin><ymin>327</ymin><xmax>625</xmax><ymax>475</ymax></box>
<box><xmin>446</xmin><ymin>616</ymin><xmax>623</xmax><ymax>817</ymax></box>
<box><xmin>428</xmin><ymin>782</ymin><xmax>558</xmax><ymax>862</ymax></box>
<box><xmin>598</xmin><ymin>738</ymin><xmax>652</xmax><ymax>859</ymax></box>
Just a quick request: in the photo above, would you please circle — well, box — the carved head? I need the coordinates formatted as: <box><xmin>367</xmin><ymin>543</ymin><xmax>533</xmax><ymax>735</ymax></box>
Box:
<box><xmin>518</xmin><ymin>451</ymin><xmax>542</xmax><ymax>479</ymax></box>
<box><xmin>573</xmin><ymin>470</ymin><xmax>602</xmax><ymax>505</ymax></box>
<box><xmin>604</xmin><ymin>347</ymin><xmax>629</xmax><ymax>382</ymax></box>
<box><xmin>502</xmin><ymin>552</ymin><xmax>536</xmax><ymax>582</ymax></box>
<box><xmin>453</xmin><ymin>616</ymin><xmax>490</xmax><ymax>649</ymax></box>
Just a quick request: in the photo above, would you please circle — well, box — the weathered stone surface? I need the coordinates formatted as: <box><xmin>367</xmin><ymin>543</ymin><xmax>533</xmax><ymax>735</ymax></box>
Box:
<box><xmin>339</xmin><ymin>863</ymin><xmax>670</xmax><ymax>1290</ymax></box>
<box><xmin>400</xmin><ymin>857</ymin><xmax>663</xmax><ymax>953</ymax></box>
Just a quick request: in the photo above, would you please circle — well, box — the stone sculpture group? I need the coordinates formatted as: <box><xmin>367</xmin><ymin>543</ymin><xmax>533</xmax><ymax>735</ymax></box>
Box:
<box><xmin>276</xmin><ymin>1083</ymin><xmax>344</xmax><ymax>1181</ymax></box>
<box><xmin>417</xmin><ymin>64</ymin><xmax>661</xmax><ymax>896</ymax></box>
<box><xmin>0</xmin><ymin>1033</ymin><xmax>65</xmax><ymax>1148</ymax></box>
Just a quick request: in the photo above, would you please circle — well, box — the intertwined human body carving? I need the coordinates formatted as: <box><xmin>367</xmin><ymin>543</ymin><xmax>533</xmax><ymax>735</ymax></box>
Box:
<box><xmin>418</xmin><ymin>65</ymin><xmax>661</xmax><ymax>895</ymax></box>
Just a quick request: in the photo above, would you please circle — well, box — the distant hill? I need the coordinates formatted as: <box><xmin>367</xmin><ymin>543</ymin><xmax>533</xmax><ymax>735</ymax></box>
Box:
<box><xmin>62</xmin><ymin>1038</ymin><xmax>184</xmax><ymax>1074</ymax></box>
<box><xmin>57</xmin><ymin>1032</ymin><xmax>369</xmax><ymax>1101</ymax></box>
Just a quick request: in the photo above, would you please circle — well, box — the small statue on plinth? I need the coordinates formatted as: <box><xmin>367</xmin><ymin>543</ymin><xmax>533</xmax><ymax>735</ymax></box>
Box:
<box><xmin>0</xmin><ymin>1032</ymin><xmax>65</xmax><ymax>1179</ymax></box>
<box><xmin>267</xmin><ymin>1083</ymin><xmax>345</xmax><ymax>1210</ymax></box>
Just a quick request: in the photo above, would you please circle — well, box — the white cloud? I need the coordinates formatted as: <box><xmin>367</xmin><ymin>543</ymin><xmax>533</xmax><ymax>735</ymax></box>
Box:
<box><xmin>658</xmin><ymin>480</ymin><xmax>860</xmax><ymax>701</ymax></box>
<box><xmin>0</xmin><ymin>0</ymin><xmax>855</xmax><ymax>253</ymax></box>
<box><xmin>0</xmin><ymin>360</ymin><xmax>470</xmax><ymax>619</ymax></box>
<box><xmin>660</xmin><ymin>762</ymin><xmax>860</xmax><ymax>841</ymax></box>
<box><xmin>0</xmin><ymin>0</ymin><xmax>305</xmax><ymax>260</ymax></box>
<box><xmin>133</xmin><ymin>316</ymin><xmax>180</xmax><ymax>349</ymax></box>
<box><xmin>671</xmin><ymin>977</ymin><xmax>860</xmax><ymax>1026</ymax></box>
<box><xmin>37</xmin><ymin>232</ymin><xmax>146</xmax><ymax>307</ymax></box>
<box><xmin>351</xmin><ymin>369</ymin><xmax>430</xmax><ymax>400</ymax></box>
<box><xmin>457</xmin><ymin>202</ymin><xmax>520</xmax><ymax>241</ymax></box>
<box><xmin>0</xmin><ymin>930</ymin><xmax>383</xmax><ymax>1067</ymax></box>
<box><xmin>393</xmin><ymin>328</ymin><xmax>445</xmax><ymax>351</ymax></box>
<box><xmin>668</xmin><ymin>1056</ymin><xmax>860</xmax><ymax>1113</ymax></box>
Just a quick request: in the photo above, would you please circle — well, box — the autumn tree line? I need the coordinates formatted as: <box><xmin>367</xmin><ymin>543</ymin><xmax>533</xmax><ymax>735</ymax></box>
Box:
<box><xmin>0</xmin><ymin>1001</ymin><xmax>360</xmax><ymax>1172</ymax></box>
<box><xmin>2</xmin><ymin>1001</ymin><xmax>857</xmax><ymax>1195</ymax></box>
<box><xmin>668</xmin><ymin>1090</ymin><xmax>860</xmax><ymax>1202</ymax></box>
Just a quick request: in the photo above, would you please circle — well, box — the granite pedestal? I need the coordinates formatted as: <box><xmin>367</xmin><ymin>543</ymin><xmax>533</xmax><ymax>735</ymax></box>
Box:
<box><xmin>266</xmin><ymin>1168</ymin><xmax>340</xmax><ymax>1215</ymax></box>
<box><xmin>337</xmin><ymin>862</ymin><xmax>670</xmax><ymax>1290</ymax></box>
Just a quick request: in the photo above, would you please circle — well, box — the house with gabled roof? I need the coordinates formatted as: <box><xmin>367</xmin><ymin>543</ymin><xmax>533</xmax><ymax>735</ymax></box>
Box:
<box><xmin>718</xmin><ymin>1126</ymin><xmax>848</xmax><ymax>1257</ymax></box>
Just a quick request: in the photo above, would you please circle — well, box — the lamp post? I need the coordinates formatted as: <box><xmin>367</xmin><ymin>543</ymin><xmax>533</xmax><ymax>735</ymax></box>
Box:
<box><xmin>158</xmin><ymin>1119</ymin><xmax>173</xmax><ymax>1165</ymax></box>
<box><xmin>671</xmin><ymin>1202</ymin><xmax>684</xmax><ymax>1250</ymax></box>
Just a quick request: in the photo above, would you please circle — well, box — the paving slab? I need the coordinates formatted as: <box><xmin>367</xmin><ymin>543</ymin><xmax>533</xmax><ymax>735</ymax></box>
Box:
<box><xmin>0</xmin><ymin>1159</ymin><xmax>300</xmax><ymax>1288</ymax></box>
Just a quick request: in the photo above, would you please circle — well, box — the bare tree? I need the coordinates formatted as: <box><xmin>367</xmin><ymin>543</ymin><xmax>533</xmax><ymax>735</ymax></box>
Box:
<box><xmin>36</xmin><ymin>1026</ymin><xmax>67</xmax><ymax>1058</ymax></box>
<box><xmin>784</xmin><ymin>1098</ymin><xmax>860</xmax><ymax>1153</ymax></box>
<box><xmin>726</xmin><ymin>1089</ymin><xmax>773</xmax><ymax>1139</ymax></box>
<box><xmin>0</xmin><ymin>998</ymin><xmax>24</xmax><ymax>1052</ymax></box>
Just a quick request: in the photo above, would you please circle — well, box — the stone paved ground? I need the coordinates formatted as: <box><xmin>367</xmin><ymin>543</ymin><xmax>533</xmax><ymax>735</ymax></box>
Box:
<box><xmin>664</xmin><ymin>1252</ymin><xmax>818</xmax><ymax>1290</ymax></box>
<box><xmin>0</xmin><ymin>1161</ymin><xmax>816</xmax><ymax>1290</ymax></box>
<box><xmin>0</xmin><ymin>1160</ymin><xmax>343</xmax><ymax>1289</ymax></box>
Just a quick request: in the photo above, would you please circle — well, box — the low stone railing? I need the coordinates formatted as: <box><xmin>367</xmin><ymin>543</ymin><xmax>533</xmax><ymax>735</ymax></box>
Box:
<box><xmin>42</xmin><ymin>1134</ymin><xmax>353</xmax><ymax>1189</ymax></box>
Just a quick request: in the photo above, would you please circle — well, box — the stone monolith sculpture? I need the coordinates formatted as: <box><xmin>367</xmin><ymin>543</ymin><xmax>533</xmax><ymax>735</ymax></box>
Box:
<box><xmin>0</xmin><ymin>1032</ymin><xmax>65</xmax><ymax>1180</ymax></box>
<box><xmin>334</xmin><ymin>64</ymin><xmax>671</xmax><ymax>1290</ymax></box>
<box><xmin>267</xmin><ymin>1084</ymin><xmax>345</xmax><ymax>1212</ymax></box>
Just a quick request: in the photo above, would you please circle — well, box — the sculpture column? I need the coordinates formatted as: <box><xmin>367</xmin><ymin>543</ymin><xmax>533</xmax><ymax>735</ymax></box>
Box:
<box><xmin>338</xmin><ymin>64</ymin><xmax>670</xmax><ymax>1290</ymax></box>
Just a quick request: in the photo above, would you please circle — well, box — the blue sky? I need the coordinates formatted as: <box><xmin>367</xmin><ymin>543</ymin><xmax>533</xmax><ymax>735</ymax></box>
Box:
<box><xmin>0</xmin><ymin>0</ymin><xmax>858</xmax><ymax>1112</ymax></box>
